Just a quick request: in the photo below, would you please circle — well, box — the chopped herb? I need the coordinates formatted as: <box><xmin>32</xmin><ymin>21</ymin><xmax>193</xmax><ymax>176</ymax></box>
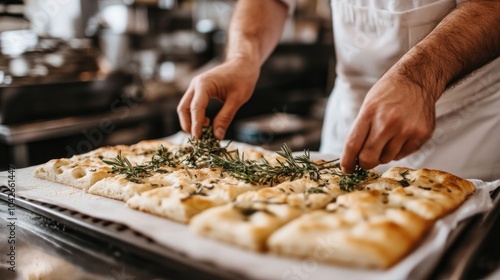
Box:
<box><xmin>238</xmin><ymin>208</ymin><xmax>258</xmax><ymax>217</ymax></box>
<box><xmin>398</xmin><ymin>170</ymin><xmax>412</xmax><ymax>187</ymax></box>
<box><xmin>307</xmin><ymin>188</ymin><xmax>326</xmax><ymax>194</ymax></box>
<box><xmin>418</xmin><ymin>186</ymin><xmax>432</xmax><ymax>191</ymax></box>
<box><xmin>398</xmin><ymin>180</ymin><xmax>410</xmax><ymax>187</ymax></box>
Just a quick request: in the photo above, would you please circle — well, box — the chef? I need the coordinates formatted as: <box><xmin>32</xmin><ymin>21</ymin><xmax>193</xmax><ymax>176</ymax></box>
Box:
<box><xmin>177</xmin><ymin>0</ymin><xmax>500</xmax><ymax>181</ymax></box>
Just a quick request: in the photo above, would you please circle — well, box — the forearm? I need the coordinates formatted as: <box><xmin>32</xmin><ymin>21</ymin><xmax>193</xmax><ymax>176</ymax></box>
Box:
<box><xmin>390</xmin><ymin>0</ymin><xmax>500</xmax><ymax>102</ymax></box>
<box><xmin>225</xmin><ymin>0</ymin><xmax>288</xmax><ymax>67</ymax></box>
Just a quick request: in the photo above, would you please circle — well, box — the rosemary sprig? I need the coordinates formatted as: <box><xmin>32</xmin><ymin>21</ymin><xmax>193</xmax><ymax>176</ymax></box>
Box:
<box><xmin>337</xmin><ymin>167</ymin><xmax>371</xmax><ymax>192</ymax></box>
<box><xmin>209</xmin><ymin>144</ymin><xmax>339</xmax><ymax>186</ymax></box>
<box><xmin>148</xmin><ymin>145</ymin><xmax>181</xmax><ymax>171</ymax></box>
<box><xmin>182</xmin><ymin>126</ymin><xmax>232</xmax><ymax>168</ymax></box>
<box><xmin>103</xmin><ymin>126</ymin><xmax>376</xmax><ymax>192</ymax></box>
<box><xmin>102</xmin><ymin>152</ymin><xmax>150</xmax><ymax>183</ymax></box>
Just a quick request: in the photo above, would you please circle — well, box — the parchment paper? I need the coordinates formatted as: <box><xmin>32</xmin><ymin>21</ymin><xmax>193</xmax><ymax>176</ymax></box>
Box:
<box><xmin>1</xmin><ymin>133</ymin><xmax>498</xmax><ymax>280</ymax></box>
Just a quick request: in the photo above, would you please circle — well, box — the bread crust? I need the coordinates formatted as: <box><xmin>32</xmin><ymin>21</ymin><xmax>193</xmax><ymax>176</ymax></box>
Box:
<box><xmin>33</xmin><ymin>142</ymin><xmax>476</xmax><ymax>270</ymax></box>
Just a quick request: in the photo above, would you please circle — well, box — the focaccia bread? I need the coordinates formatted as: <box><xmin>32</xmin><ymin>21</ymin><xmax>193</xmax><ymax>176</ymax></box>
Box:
<box><xmin>33</xmin><ymin>140</ymin><xmax>183</xmax><ymax>190</ymax></box>
<box><xmin>126</xmin><ymin>174</ymin><xmax>261</xmax><ymax>223</ymax></box>
<box><xmin>33</xmin><ymin>157</ymin><xmax>114</xmax><ymax>190</ymax></box>
<box><xmin>267</xmin><ymin>202</ymin><xmax>430</xmax><ymax>269</ymax></box>
<box><xmin>363</xmin><ymin>167</ymin><xmax>476</xmax><ymax>220</ymax></box>
<box><xmin>32</xmin><ymin>132</ymin><xmax>477</xmax><ymax>270</ymax></box>
<box><xmin>265</xmin><ymin>168</ymin><xmax>475</xmax><ymax>269</ymax></box>
<box><xmin>236</xmin><ymin>177</ymin><xmax>341</xmax><ymax>208</ymax></box>
<box><xmin>190</xmin><ymin>203</ymin><xmax>303</xmax><ymax>251</ymax></box>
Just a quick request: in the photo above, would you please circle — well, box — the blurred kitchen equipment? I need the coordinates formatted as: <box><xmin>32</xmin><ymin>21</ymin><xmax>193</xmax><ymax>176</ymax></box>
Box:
<box><xmin>235</xmin><ymin>113</ymin><xmax>323</xmax><ymax>151</ymax></box>
<box><xmin>0</xmin><ymin>31</ymin><xmax>133</xmax><ymax>124</ymax></box>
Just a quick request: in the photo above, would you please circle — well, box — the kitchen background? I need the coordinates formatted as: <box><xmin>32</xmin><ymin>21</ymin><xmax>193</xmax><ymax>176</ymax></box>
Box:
<box><xmin>0</xmin><ymin>0</ymin><xmax>335</xmax><ymax>171</ymax></box>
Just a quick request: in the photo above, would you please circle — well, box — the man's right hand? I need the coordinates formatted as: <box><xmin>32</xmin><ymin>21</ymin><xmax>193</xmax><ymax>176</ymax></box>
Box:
<box><xmin>176</xmin><ymin>57</ymin><xmax>260</xmax><ymax>140</ymax></box>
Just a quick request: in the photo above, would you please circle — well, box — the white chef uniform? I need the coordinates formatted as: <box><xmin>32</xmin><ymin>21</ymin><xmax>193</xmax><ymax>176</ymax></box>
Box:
<box><xmin>281</xmin><ymin>0</ymin><xmax>500</xmax><ymax>181</ymax></box>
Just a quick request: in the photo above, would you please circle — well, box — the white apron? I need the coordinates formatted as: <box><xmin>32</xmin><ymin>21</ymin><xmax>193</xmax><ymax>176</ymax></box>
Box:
<box><xmin>320</xmin><ymin>0</ymin><xmax>500</xmax><ymax>181</ymax></box>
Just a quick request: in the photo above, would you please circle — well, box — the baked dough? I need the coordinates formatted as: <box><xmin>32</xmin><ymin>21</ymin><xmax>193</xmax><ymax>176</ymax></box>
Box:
<box><xmin>33</xmin><ymin>138</ymin><xmax>476</xmax><ymax>270</ymax></box>
<box><xmin>33</xmin><ymin>157</ymin><xmax>113</xmax><ymax>190</ymax></box>
<box><xmin>127</xmin><ymin>170</ymin><xmax>261</xmax><ymax>223</ymax></box>
<box><xmin>190</xmin><ymin>203</ymin><xmax>303</xmax><ymax>251</ymax></box>
<box><xmin>267</xmin><ymin>203</ymin><xmax>429</xmax><ymax>269</ymax></box>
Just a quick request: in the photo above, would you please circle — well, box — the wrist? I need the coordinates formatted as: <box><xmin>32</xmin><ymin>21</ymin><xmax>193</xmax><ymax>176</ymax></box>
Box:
<box><xmin>389</xmin><ymin>46</ymin><xmax>448</xmax><ymax>103</ymax></box>
<box><xmin>225</xmin><ymin>53</ymin><xmax>261</xmax><ymax>74</ymax></box>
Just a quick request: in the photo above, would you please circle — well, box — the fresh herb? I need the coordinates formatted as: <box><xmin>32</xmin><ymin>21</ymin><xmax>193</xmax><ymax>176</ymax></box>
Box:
<box><xmin>182</xmin><ymin>126</ymin><xmax>232</xmax><ymax>168</ymax></box>
<box><xmin>237</xmin><ymin>207</ymin><xmax>258</xmax><ymax>217</ymax></box>
<box><xmin>418</xmin><ymin>186</ymin><xmax>432</xmax><ymax>191</ymax></box>
<box><xmin>337</xmin><ymin>167</ymin><xmax>372</xmax><ymax>192</ymax></box>
<box><xmin>399</xmin><ymin>180</ymin><xmax>410</xmax><ymax>187</ymax></box>
<box><xmin>148</xmin><ymin>145</ymin><xmax>181</xmax><ymax>170</ymax></box>
<box><xmin>210</xmin><ymin>144</ymin><xmax>341</xmax><ymax>186</ymax></box>
<box><xmin>102</xmin><ymin>152</ymin><xmax>150</xmax><ymax>183</ymax></box>
<box><xmin>307</xmin><ymin>188</ymin><xmax>327</xmax><ymax>194</ymax></box>
<box><xmin>103</xmin><ymin>126</ymin><xmax>376</xmax><ymax>192</ymax></box>
<box><xmin>398</xmin><ymin>170</ymin><xmax>412</xmax><ymax>187</ymax></box>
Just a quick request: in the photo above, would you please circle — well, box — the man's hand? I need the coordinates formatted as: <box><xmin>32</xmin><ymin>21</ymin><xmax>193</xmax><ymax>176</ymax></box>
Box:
<box><xmin>340</xmin><ymin>0</ymin><xmax>500</xmax><ymax>173</ymax></box>
<box><xmin>177</xmin><ymin>58</ymin><xmax>260</xmax><ymax>139</ymax></box>
<box><xmin>340</xmin><ymin>73</ymin><xmax>438</xmax><ymax>173</ymax></box>
<box><xmin>176</xmin><ymin>0</ymin><xmax>289</xmax><ymax>139</ymax></box>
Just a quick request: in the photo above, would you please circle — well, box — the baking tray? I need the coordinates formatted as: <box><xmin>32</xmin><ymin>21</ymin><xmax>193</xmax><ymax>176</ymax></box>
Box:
<box><xmin>1</xmin><ymin>178</ymin><xmax>498</xmax><ymax>280</ymax></box>
<box><xmin>0</xmin><ymin>185</ymin><xmax>245</xmax><ymax>280</ymax></box>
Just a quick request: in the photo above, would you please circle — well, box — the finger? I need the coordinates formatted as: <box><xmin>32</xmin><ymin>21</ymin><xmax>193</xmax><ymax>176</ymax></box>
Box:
<box><xmin>177</xmin><ymin>84</ymin><xmax>195</xmax><ymax>134</ymax></box>
<box><xmin>190</xmin><ymin>84</ymin><xmax>211</xmax><ymax>139</ymax></box>
<box><xmin>379</xmin><ymin>136</ymin><xmax>406</xmax><ymax>164</ymax></box>
<box><xmin>340</xmin><ymin>119</ymin><xmax>371</xmax><ymax>174</ymax></box>
<box><xmin>213</xmin><ymin>98</ymin><xmax>241</xmax><ymax>140</ymax></box>
<box><xmin>203</xmin><ymin>117</ymin><xmax>210</xmax><ymax>127</ymax></box>
<box><xmin>357</xmin><ymin>126</ymin><xmax>393</xmax><ymax>170</ymax></box>
<box><xmin>394</xmin><ymin>140</ymin><xmax>422</xmax><ymax>161</ymax></box>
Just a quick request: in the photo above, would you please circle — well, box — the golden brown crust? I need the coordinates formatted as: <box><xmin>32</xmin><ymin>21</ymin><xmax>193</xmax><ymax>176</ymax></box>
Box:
<box><xmin>34</xmin><ymin>158</ymin><xmax>113</xmax><ymax>190</ymax></box>
<box><xmin>380</xmin><ymin>167</ymin><xmax>476</xmax><ymax>220</ymax></box>
<box><xmin>190</xmin><ymin>203</ymin><xmax>303</xmax><ymax>251</ymax></box>
<box><xmin>268</xmin><ymin>201</ymin><xmax>431</xmax><ymax>269</ymax></box>
<box><xmin>33</xmin><ymin>141</ymin><xmax>476</xmax><ymax>270</ymax></box>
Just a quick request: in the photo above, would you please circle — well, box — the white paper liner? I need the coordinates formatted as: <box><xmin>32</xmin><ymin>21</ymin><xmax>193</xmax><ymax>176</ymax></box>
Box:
<box><xmin>1</xmin><ymin>133</ymin><xmax>498</xmax><ymax>280</ymax></box>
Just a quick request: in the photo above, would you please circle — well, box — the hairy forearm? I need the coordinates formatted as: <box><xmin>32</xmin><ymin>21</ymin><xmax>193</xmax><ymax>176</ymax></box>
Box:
<box><xmin>391</xmin><ymin>0</ymin><xmax>500</xmax><ymax>102</ymax></box>
<box><xmin>225</xmin><ymin>0</ymin><xmax>288</xmax><ymax>67</ymax></box>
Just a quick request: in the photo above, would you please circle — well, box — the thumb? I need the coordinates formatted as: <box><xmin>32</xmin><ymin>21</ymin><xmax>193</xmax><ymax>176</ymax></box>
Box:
<box><xmin>213</xmin><ymin>101</ymin><xmax>241</xmax><ymax>140</ymax></box>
